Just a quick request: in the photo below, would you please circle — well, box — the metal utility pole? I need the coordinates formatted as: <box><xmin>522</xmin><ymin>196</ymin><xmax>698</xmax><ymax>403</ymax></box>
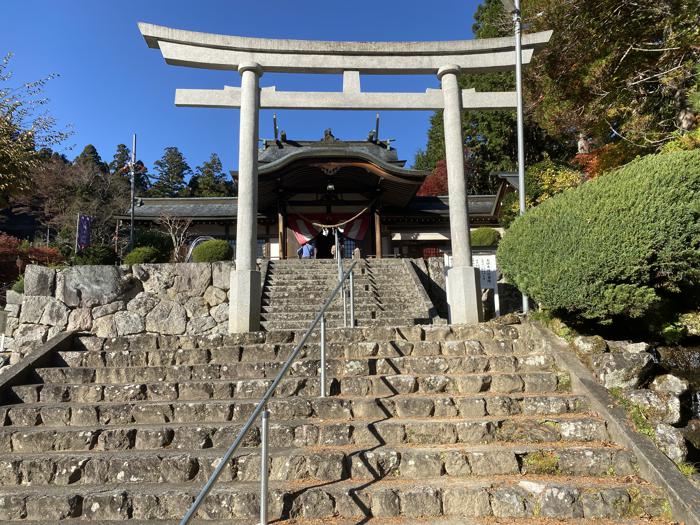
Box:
<box><xmin>129</xmin><ymin>134</ymin><xmax>137</xmax><ymax>252</ymax></box>
<box><xmin>502</xmin><ymin>0</ymin><xmax>529</xmax><ymax>314</ymax></box>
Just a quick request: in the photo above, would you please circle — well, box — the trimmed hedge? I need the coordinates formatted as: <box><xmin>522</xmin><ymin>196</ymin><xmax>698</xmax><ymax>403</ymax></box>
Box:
<box><xmin>470</xmin><ymin>228</ymin><xmax>501</xmax><ymax>247</ymax></box>
<box><xmin>191</xmin><ymin>239</ymin><xmax>233</xmax><ymax>263</ymax></box>
<box><xmin>123</xmin><ymin>246</ymin><xmax>162</xmax><ymax>265</ymax></box>
<box><xmin>134</xmin><ymin>230</ymin><xmax>173</xmax><ymax>262</ymax></box>
<box><xmin>497</xmin><ymin>150</ymin><xmax>700</xmax><ymax>322</ymax></box>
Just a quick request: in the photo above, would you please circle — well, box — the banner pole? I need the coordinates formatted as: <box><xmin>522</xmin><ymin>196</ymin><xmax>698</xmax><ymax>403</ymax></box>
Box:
<box><xmin>74</xmin><ymin>214</ymin><xmax>80</xmax><ymax>254</ymax></box>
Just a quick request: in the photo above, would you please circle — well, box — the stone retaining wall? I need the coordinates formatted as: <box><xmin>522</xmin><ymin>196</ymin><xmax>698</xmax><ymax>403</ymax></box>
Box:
<box><xmin>2</xmin><ymin>262</ymin><xmax>236</xmax><ymax>355</ymax></box>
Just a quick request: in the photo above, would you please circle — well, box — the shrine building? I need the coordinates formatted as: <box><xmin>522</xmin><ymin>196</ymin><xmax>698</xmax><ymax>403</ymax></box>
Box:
<box><xmin>122</xmin><ymin>129</ymin><xmax>511</xmax><ymax>260</ymax></box>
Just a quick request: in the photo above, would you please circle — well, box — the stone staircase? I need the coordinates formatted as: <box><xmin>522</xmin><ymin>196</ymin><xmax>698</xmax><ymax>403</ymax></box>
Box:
<box><xmin>0</xmin><ymin>321</ymin><xmax>673</xmax><ymax>523</ymax></box>
<box><xmin>260</xmin><ymin>259</ymin><xmax>430</xmax><ymax>331</ymax></box>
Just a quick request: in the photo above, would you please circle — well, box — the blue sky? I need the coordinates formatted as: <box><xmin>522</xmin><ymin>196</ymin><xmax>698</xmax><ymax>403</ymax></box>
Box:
<box><xmin>4</xmin><ymin>0</ymin><xmax>481</xmax><ymax>175</ymax></box>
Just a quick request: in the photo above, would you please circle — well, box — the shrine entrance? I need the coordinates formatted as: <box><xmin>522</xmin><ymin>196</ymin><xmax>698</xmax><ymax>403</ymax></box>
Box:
<box><xmin>138</xmin><ymin>21</ymin><xmax>552</xmax><ymax>330</ymax></box>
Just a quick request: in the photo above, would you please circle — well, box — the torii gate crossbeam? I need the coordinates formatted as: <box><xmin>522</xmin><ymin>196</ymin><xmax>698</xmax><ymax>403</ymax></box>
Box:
<box><xmin>138</xmin><ymin>22</ymin><xmax>552</xmax><ymax>333</ymax></box>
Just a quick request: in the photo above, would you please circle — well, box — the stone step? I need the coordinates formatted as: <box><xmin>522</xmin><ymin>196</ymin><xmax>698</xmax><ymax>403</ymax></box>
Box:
<box><xmin>259</xmin><ymin>311</ymin><xmax>424</xmax><ymax>322</ymax></box>
<box><xmin>0</xmin><ymin>443</ymin><xmax>636</xmax><ymax>487</ymax></box>
<box><xmin>2</xmin><ymin>392</ymin><xmax>589</xmax><ymax>428</ymax></box>
<box><xmin>0</xmin><ymin>477</ymin><xmax>666</xmax><ymax>521</ymax></box>
<box><xmin>263</xmin><ymin>280</ymin><xmax>415</xmax><ymax>290</ymax></box>
<box><xmin>64</xmin><ymin>334</ymin><xmax>531</xmax><ymax>366</ymax></box>
<box><xmin>1</xmin><ymin>520</ymin><xmax>669</xmax><ymax>525</ymax></box>
<box><xmin>9</xmin><ymin>370</ymin><xmax>564</xmax><ymax>404</ymax></box>
<box><xmin>58</xmin><ymin>339</ymin><xmax>537</xmax><ymax>369</ymax></box>
<box><xmin>0</xmin><ymin>414</ymin><xmax>609</xmax><ymax>453</ymax></box>
<box><xmin>261</xmin><ymin>319</ymin><xmax>422</xmax><ymax>330</ymax></box>
<box><xmin>260</xmin><ymin>305</ymin><xmax>418</xmax><ymax>315</ymax></box>
<box><xmin>34</xmin><ymin>354</ymin><xmax>557</xmax><ymax>384</ymax></box>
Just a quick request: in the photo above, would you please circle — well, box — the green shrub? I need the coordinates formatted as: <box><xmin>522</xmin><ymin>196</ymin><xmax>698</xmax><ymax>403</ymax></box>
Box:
<box><xmin>134</xmin><ymin>230</ymin><xmax>173</xmax><ymax>261</ymax></box>
<box><xmin>191</xmin><ymin>239</ymin><xmax>233</xmax><ymax>263</ymax></box>
<box><xmin>497</xmin><ymin>150</ymin><xmax>700</xmax><ymax>324</ymax></box>
<box><xmin>11</xmin><ymin>275</ymin><xmax>24</xmax><ymax>293</ymax></box>
<box><xmin>470</xmin><ymin>228</ymin><xmax>501</xmax><ymax>247</ymax></box>
<box><xmin>73</xmin><ymin>245</ymin><xmax>118</xmax><ymax>266</ymax></box>
<box><xmin>123</xmin><ymin>246</ymin><xmax>162</xmax><ymax>265</ymax></box>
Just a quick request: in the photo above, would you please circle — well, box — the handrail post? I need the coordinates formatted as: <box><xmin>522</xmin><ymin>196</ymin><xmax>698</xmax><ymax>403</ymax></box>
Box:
<box><xmin>343</xmin><ymin>281</ymin><xmax>348</xmax><ymax>327</ymax></box>
<box><xmin>320</xmin><ymin>314</ymin><xmax>326</xmax><ymax>398</ymax></box>
<box><xmin>260</xmin><ymin>409</ymin><xmax>270</xmax><ymax>525</ymax></box>
<box><xmin>349</xmin><ymin>269</ymin><xmax>355</xmax><ymax>327</ymax></box>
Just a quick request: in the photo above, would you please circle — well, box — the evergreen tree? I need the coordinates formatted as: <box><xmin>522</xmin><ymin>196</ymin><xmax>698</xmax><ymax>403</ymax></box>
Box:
<box><xmin>109</xmin><ymin>144</ymin><xmax>149</xmax><ymax>193</ymax></box>
<box><xmin>415</xmin><ymin>0</ymin><xmax>571</xmax><ymax>194</ymax></box>
<box><xmin>189</xmin><ymin>153</ymin><xmax>234</xmax><ymax>197</ymax></box>
<box><xmin>109</xmin><ymin>144</ymin><xmax>130</xmax><ymax>174</ymax></box>
<box><xmin>74</xmin><ymin>144</ymin><xmax>108</xmax><ymax>174</ymax></box>
<box><xmin>149</xmin><ymin>146</ymin><xmax>191</xmax><ymax>197</ymax></box>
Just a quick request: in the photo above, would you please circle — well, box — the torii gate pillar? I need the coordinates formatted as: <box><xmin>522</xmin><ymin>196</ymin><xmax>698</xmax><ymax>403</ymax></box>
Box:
<box><xmin>439</xmin><ymin>65</ymin><xmax>483</xmax><ymax>324</ymax></box>
<box><xmin>229</xmin><ymin>63</ymin><xmax>262</xmax><ymax>333</ymax></box>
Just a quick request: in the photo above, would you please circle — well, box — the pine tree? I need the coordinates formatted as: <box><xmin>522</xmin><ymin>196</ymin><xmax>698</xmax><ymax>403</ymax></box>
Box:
<box><xmin>189</xmin><ymin>153</ymin><xmax>233</xmax><ymax>197</ymax></box>
<box><xmin>149</xmin><ymin>147</ymin><xmax>191</xmax><ymax>197</ymax></box>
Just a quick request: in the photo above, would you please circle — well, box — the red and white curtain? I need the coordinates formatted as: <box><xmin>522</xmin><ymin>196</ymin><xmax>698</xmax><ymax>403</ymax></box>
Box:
<box><xmin>288</xmin><ymin>213</ymin><xmax>370</xmax><ymax>245</ymax></box>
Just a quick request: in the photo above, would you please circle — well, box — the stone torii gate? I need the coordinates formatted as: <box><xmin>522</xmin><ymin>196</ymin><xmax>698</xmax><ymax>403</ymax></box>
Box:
<box><xmin>138</xmin><ymin>23</ymin><xmax>552</xmax><ymax>333</ymax></box>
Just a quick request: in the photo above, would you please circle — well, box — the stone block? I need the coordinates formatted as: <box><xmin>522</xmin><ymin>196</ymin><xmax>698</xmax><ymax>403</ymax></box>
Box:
<box><xmin>19</xmin><ymin>296</ymin><xmax>50</xmax><ymax>324</ymax></box>
<box><xmin>655</xmin><ymin>422</ymin><xmax>688</xmax><ymax>463</ymax></box>
<box><xmin>187</xmin><ymin>316</ymin><xmax>217</xmax><ymax>335</ymax></box>
<box><xmin>292</xmin><ymin>490</ymin><xmax>335</xmax><ymax>519</ymax></box>
<box><xmin>146</xmin><ymin>299</ymin><xmax>187</xmax><ymax>335</ymax></box>
<box><xmin>92</xmin><ymin>301</ymin><xmax>125</xmax><ymax>319</ymax></box>
<box><xmin>468</xmin><ymin>450</ymin><xmax>518</xmax><ymax>475</ymax></box>
<box><xmin>114</xmin><ymin>310</ymin><xmax>145</xmax><ymax>336</ymax></box>
<box><xmin>400</xmin><ymin>450</ymin><xmax>442</xmax><ymax>478</ymax></box>
<box><xmin>67</xmin><ymin>307</ymin><xmax>92</xmax><ymax>331</ymax></box>
<box><xmin>56</xmin><ymin>265</ymin><xmax>123</xmax><ymax>307</ymax></box>
<box><xmin>401</xmin><ymin>486</ymin><xmax>441</xmax><ymax>517</ymax></box>
<box><xmin>204</xmin><ymin>285</ymin><xmax>227</xmax><ymax>306</ymax></box>
<box><xmin>623</xmin><ymin>389</ymin><xmax>681</xmax><ymax>425</ymax></box>
<box><xmin>540</xmin><ymin>487</ymin><xmax>583</xmax><ymax>518</ymax></box>
<box><xmin>83</xmin><ymin>493</ymin><xmax>130</xmax><ymax>520</ymax></box>
<box><xmin>25</xmin><ymin>495</ymin><xmax>80</xmax><ymax>520</ymax></box>
<box><xmin>371</xmin><ymin>489</ymin><xmax>400</xmax><ymax>517</ymax></box>
<box><xmin>490</xmin><ymin>486</ymin><xmax>533</xmax><ymax>517</ymax></box>
<box><xmin>212</xmin><ymin>261</ymin><xmax>233</xmax><ymax>290</ymax></box>
<box><xmin>591</xmin><ymin>352</ymin><xmax>653</xmax><ymax>389</ymax></box>
<box><xmin>6</xmin><ymin>290</ymin><xmax>23</xmax><ymax>304</ymax></box>
<box><xmin>93</xmin><ymin>314</ymin><xmax>117</xmax><ymax>338</ymax></box>
<box><xmin>443</xmin><ymin>487</ymin><xmax>490</xmax><ymax>517</ymax></box>
<box><xmin>13</xmin><ymin>323</ymin><xmax>48</xmax><ymax>349</ymax></box>
<box><xmin>24</xmin><ymin>265</ymin><xmax>56</xmax><ymax>296</ymax></box>
<box><xmin>650</xmin><ymin>373</ymin><xmax>689</xmax><ymax>396</ymax></box>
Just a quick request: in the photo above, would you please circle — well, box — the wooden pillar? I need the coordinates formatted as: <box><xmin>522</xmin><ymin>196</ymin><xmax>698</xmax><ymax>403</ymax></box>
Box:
<box><xmin>374</xmin><ymin>207</ymin><xmax>382</xmax><ymax>259</ymax></box>
<box><xmin>277</xmin><ymin>202</ymin><xmax>287</xmax><ymax>259</ymax></box>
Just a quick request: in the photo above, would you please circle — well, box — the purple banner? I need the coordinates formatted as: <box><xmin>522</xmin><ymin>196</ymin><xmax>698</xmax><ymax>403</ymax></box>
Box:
<box><xmin>77</xmin><ymin>215</ymin><xmax>92</xmax><ymax>250</ymax></box>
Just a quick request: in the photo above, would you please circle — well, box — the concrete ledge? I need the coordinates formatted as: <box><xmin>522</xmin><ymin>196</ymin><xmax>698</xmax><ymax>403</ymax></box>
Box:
<box><xmin>533</xmin><ymin>322</ymin><xmax>700</xmax><ymax>525</ymax></box>
<box><xmin>0</xmin><ymin>331</ymin><xmax>75</xmax><ymax>402</ymax></box>
<box><xmin>403</xmin><ymin>259</ymin><xmax>437</xmax><ymax>321</ymax></box>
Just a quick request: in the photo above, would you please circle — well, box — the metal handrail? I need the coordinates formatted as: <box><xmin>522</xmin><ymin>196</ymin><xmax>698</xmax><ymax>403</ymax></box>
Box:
<box><xmin>180</xmin><ymin>259</ymin><xmax>358</xmax><ymax>525</ymax></box>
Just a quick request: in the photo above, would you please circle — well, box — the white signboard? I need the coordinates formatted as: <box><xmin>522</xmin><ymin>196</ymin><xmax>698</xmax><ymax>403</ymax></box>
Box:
<box><xmin>472</xmin><ymin>254</ymin><xmax>498</xmax><ymax>290</ymax></box>
<box><xmin>444</xmin><ymin>253</ymin><xmax>500</xmax><ymax>319</ymax></box>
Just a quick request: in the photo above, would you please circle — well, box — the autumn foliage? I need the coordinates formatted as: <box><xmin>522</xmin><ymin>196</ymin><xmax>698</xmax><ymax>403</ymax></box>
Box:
<box><xmin>0</xmin><ymin>233</ymin><xmax>63</xmax><ymax>292</ymax></box>
<box><xmin>417</xmin><ymin>159</ymin><xmax>450</xmax><ymax>196</ymax></box>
